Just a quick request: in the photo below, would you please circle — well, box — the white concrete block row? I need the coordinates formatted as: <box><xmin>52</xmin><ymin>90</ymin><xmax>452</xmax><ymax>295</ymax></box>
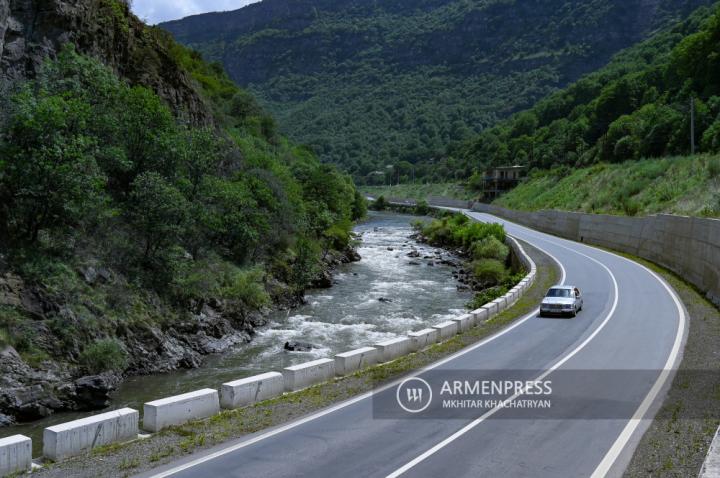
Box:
<box><xmin>433</xmin><ymin>321</ymin><xmax>458</xmax><ymax>340</ymax></box>
<box><xmin>375</xmin><ymin>337</ymin><xmax>412</xmax><ymax>362</ymax></box>
<box><xmin>283</xmin><ymin>358</ymin><xmax>335</xmax><ymax>391</ymax></box>
<box><xmin>44</xmin><ymin>408</ymin><xmax>138</xmax><ymax>461</ymax></box>
<box><xmin>0</xmin><ymin>435</ymin><xmax>31</xmax><ymax>477</ymax></box>
<box><xmin>143</xmin><ymin>389</ymin><xmax>220</xmax><ymax>432</ymax></box>
<box><xmin>699</xmin><ymin>425</ymin><xmax>720</xmax><ymax>478</ymax></box>
<box><xmin>408</xmin><ymin>328</ymin><xmax>439</xmax><ymax>351</ymax></box>
<box><xmin>221</xmin><ymin>372</ymin><xmax>284</xmax><ymax>409</ymax></box>
<box><xmin>335</xmin><ymin>347</ymin><xmax>379</xmax><ymax>376</ymax></box>
<box><xmin>452</xmin><ymin>313</ymin><xmax>474</xmax><ymax>332</ymax></box>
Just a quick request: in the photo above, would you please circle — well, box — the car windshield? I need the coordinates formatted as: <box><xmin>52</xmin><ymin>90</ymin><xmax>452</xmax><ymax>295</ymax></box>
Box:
<box><xmin>546</xmin><ymin>288</ymin><xmax>572</xmax><ymax>298</ymax></box>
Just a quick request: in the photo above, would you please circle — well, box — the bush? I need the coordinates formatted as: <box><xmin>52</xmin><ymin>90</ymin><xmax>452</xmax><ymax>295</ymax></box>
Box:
<box><xmin>79</xmin><ymin>339</ymin><xmax>129</xmax><ymax>373</ymax></box>
<box><xmin>472</xmin><ymin>259</ymin><xmax>508</xmax><ymax>286</ymax></box>
<box><xmin>471</xmin><ymin>236</ymin><xmax>509</xmax><ymax>262</ymax></box>
<box><xmin>467</xmin><ymin>286</ymin><xmax>508</xmax><ymax>310</ymax></box>
<box><xmin>371</xmin><ymin>195</ymin><xmax>388</xmax><ymax>210</ymax></box>
<box><xmin>414</xmin><ymin>200</ymin><xmax>431</xmax><ymax>215</ymax></box>
<box><xmin>220</xmin><ymin>267</ymin><xmax>270</xmax><ymax>310</ymax></box>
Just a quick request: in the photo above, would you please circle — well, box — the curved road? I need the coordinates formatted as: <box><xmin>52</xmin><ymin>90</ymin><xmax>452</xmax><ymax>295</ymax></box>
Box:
<box><xmin>138</xmin><ymin>212</ymin><xmax>686</xmax><ymax>478</ymax></box>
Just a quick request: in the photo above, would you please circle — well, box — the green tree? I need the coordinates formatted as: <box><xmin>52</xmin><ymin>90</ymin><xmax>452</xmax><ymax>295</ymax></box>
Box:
<box><xmin>0</xmin><ymin>90</ymin><xmax>105</xmax><ymax>243</ymax></box>
<box><xmin>126</xmin><ymin>172</ymin><xmax>189</xmax><ymax>262</ymax></box>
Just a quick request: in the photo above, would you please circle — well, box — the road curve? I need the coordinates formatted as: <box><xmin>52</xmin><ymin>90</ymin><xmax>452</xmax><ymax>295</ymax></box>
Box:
<box><xmin>138</xmin><ymin>212</ymin><xmax>686</xmax><ymax>478</ymax></box>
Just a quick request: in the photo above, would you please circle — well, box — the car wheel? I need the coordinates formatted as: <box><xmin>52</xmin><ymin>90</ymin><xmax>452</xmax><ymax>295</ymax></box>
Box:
<box><xmin>570</xmin><ymin>308</ymin><xmax>577</xmax><ymax>318</ymax></box>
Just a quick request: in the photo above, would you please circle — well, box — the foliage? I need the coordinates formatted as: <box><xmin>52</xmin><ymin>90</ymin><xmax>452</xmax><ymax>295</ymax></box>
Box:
<box><xmin>414</xmin><ymin>200</ymin><xmax>430</xmax><ymax>216</ymax></box>
<box><xmin>370</xmin><ymin>196</ymin><xmax>388</xmax><ymax>211</ymax></box>
<box><xmin>450</xmin><ymin>4</ymin><xmax>720</xmax><ymax>179</ymax></box>
<box><xmin>416</xmin><ymin>213</ymin><xmax>511</xmax><ymax>288</ymax></box>
<box><xmin>495</xmin><ymin>154</ymin><xmax>720</xmax><ymax>217</ymax></box>
<box><xmin>163</xmin><ymin>0</ymin><xmax>713</xmax><ymax>184</ymax></box>
<box><xmin>0</xmin><ymin>43</ymin><xmax>364</xmax><ymax>369</ymax></box>
<box><xmin>79</xmin><ymin>339</ymin><xmax>129</xmax><ymax>373</ymax></box>
<box><xmin>471</xmin><ymin>236</ymin><xmax>510</xmax><ymax>262</ymax></box>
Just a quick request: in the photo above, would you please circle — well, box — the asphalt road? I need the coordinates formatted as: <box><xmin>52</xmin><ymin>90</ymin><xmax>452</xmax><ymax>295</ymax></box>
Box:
<box><xmin>138</xmin><ymin>212</ymin><xmax>686</xmax><ymax>478</ymax></box>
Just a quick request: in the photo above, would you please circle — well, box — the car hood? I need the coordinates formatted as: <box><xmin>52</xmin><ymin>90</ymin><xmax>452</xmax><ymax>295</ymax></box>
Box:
<box><xmin>542</xmin><ymin>297</ymin><xmax>574</xmax><ymax>305</ymax></box>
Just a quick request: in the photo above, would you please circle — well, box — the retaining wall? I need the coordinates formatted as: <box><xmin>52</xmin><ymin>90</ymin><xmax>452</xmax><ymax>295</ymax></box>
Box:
<box><xmin>0</xmin><ymin>435</ymin><xmax>31</xmax><ymax>477</ymax></box>
<box><xmin>472</xmin><ymin>203</ymin><xmax>720</xmax><ymax>306</ymax></box>
<box><xmin>143</xmin><ymin>389</ymin><xmax>220</xmax><ymax>432</ymax></box>
<box><xmin>43</xmin><ymin>408</ymin><xmax>138</xmax><ymax>461</ymax></box>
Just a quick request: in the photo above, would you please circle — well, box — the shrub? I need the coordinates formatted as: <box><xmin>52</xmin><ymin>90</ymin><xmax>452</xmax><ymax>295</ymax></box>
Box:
<box><xmin>471</xmin><ymin>236</ymin><xmax>509</xmax><ymax>262</ymax></box>
<box><xmin>415</xmin><ymin>200</ymin><xmax>430</xmax><ymax>215</ymax></box>
<box><xmin>79</xmin><ymin>339</ymin><xmax>129</xmax><ymax>373</ymax></box>
<box><xmin>372</xmin><ymin>195</ymin><xmax>388</xmax><ymax>210</ymax></box>
<box><xmin>467</xmin><ymin>286</ymin><xmax>508</xmax><ymax>310</ymax></box>
<box><xmin>472</xmin><ymin>259</ymin><xmax>508</xmax><ymax>286</ymax></box>
<box><xmin>220</xmin><ymin>267</ymin><xmax>270</xmax><ymax>310</ymax></box>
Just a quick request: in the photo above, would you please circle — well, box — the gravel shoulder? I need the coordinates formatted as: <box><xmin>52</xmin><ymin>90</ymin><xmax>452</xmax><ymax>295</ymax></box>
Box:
<box><xmin>622</xmin><ymin>254</ymin><xmax>720</xmax><ymax>477</ymax></box>
<box><xmin>29</xmin><ymin>240</ymin><xmax>559</xmax><ymax>478</ymax></box>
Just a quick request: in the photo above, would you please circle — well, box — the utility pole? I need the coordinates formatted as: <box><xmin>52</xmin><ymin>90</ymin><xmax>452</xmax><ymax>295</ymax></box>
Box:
<box><xmin>690</xmin><ymin>95</ymin><xmax>696</xmax><ymax>155</ymax></box>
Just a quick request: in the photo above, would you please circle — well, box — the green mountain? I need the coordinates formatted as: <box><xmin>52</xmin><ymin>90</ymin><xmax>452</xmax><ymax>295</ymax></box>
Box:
<box><xmin>161</xmin><ymin>0</ymin><xmax>713</xmax><ymax>184</ymax></box>
<box><xmin>454</xmin><ymin>1</ymin><xmax>720</xmax><ymax>182</ymax></box>
<box><xmin>0</xmin><ymin>0</ymin><xmax>362</xmax><ymax>424</ymax></box>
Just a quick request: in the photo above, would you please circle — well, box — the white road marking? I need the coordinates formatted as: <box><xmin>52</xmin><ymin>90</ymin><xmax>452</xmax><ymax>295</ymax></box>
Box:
<box><xmin>385</xmin><ymin>241</ymin><xmax>620</xmax><ymax>478</ymax></box>
<box><xmin>145</xmin><ymin>241</ymin><xmax>566</xmax><ymax>478</ymax></box>
<box><xmin>471</xmin><ymin>211</ymin><xmax>687</xmax><ymax>478</ymax></box>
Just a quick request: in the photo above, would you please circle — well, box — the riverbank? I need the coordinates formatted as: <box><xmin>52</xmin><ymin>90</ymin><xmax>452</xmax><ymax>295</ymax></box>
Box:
<box><xmin>27</xmin><ymin>239</ymin><xmax>558</xmax><ymax>478</ymax></box>
<box><xmin>0</xmin><ymin>241</ymin><xmax>359</xmax><ymax>433</ymax></box>
<box><xmin>1</xmin><ymin>212</ymin><xmax>474</xmax><ymax>454</ymax></box>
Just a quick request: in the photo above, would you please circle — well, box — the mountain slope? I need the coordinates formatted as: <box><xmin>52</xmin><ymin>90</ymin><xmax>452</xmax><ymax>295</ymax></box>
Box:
<box><xmin>162</xmin><ymin>0</ymin><xmax>714</xmax><ymax>183</ymax></box>
<box><xmin>452</xmin><ymin>2</ymin><xmax>720</xmax><ymax>182</ymax></box>
<box><xmin>0</xmin><ymin>0</ymin><xmax>363</xmax><ymax>426</ymax></box>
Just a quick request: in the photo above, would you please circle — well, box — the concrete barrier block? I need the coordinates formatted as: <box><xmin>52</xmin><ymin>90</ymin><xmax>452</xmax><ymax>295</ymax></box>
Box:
<box><xmin>220</xmin><ymin>372</ymin><xmax>284</xmax><ymax>409</ymax></box>
<box><xmin>375</xmin><ymin>337</ymin><xmax>412</xmax><ymax>362</ymax></box>
<box><xmin>43</xmin><ymin>408</ymin><xmax>138</xmax><ymax>461</ymax></box>
<box><xmin>0</xmin><ymin>435</ymin><xmax>31</xmax><ymax>476</ymax></box>
<box><xmin>433</xmin><ymin>321</ymin><xmax>459</xmax><ymax>340</ymax></box>
<box><xmin>452</xmin><ymin>314</ymin><xmax>474</xmax><ymax>332</ymax></box>
<box><xmin>700</xmin><ymin>425</ymin><xmax>720</xmax><ymax>478</ymax></box>
<box><xmin>334</xmin><ymin>347</ymin><xmax>379</xmax><ymax>376</ymax></box>
<box><xmin>283</xmin><ymin>358</ymin><xmax>335</xmax><ymax>392</ymax></box>
<box><xmin>483</xmin><ymin>303</ymin><xmax>498</xmax><ymax>317</ymax></box>
<box><xmin>408</xmin><ymin>328</ymin><xmax>439</xmax><ymax>351</ymax></box>
<box><xmin>143</xmin><ymin>389</ymin><xmax>220</xmax><ymax>432</ymax></box>
<box><xmin>491</xmin><ymin>297</ymin><xmax>507</xmax><ymax>312</ymax></box>
<box><xmin>472</xmin><ymin>308</ymin><xmax>489</xmax><ymax>323</ymax></box>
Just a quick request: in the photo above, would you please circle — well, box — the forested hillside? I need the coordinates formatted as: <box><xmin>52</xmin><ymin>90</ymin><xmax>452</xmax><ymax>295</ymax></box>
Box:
<box><xmin>454</xmin><ymin>2</ymin><xmax>720</xmax><ymax>183</ymax></box>
<box><xmin>0</xmin><ymin>0</ymin><xmax>363</xmax><ymax>425</ymax></box>
<box><xmin>161</xmin><ymin>0</ymin><xmax>712</xmax><ymax>184</ymax></box>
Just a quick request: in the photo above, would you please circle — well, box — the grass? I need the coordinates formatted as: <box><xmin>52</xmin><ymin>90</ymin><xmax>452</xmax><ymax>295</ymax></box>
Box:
<box><xmin>31</xmin><ymin>241</ymin><xmax>559</xmax><ymax>478</ymax></box>
<box><xmin>495</xmin><ymin>154</ymin><xmax>720</xmax><ymax>217</ymax></box>
<box><xmin>361</xmin><ymin>182</ymin><xmax>475</xmax><ymax>201</ymax></box>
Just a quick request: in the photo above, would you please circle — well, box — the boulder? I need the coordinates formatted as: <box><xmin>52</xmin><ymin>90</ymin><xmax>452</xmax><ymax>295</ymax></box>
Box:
<box><xmin>284</xmin><ymin>341</ymin><xmax>315</xmax><ymax>352</ymax></box>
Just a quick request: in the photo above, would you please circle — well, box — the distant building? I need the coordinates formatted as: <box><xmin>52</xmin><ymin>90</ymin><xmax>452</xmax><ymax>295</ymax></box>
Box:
<box><xmin>480</xmin><ymin>165</ymin><xmax>526</xmax><ymax>200</ymax></box>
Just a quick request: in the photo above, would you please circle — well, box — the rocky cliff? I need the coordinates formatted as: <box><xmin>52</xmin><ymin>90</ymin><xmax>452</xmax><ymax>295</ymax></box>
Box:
<box><xmin>0</xmin><ymin>0</ymin><xmax>212</xmax><ymax>125</ymax></box>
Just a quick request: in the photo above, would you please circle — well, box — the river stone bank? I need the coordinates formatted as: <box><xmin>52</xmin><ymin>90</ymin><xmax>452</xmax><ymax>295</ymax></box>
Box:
<box><xmin>0</xmin><ymin>244</ymin><xmax>360</xmax><ymax>428</ymax></box>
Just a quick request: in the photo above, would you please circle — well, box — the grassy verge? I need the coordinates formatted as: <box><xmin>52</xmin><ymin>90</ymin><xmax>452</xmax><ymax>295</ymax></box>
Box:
<box><xmin>33</xmin><ymin>241</ymin><xmax>559</xmax><ymax>478</ymax></box>
<box><xmin>495</xmin><ymin>155</ymin><xmax>720</xmax><ymax>217</ymax></box>
<box><xmin>361</xmin><ymin>182</ymin><xmax>475</xmax><ymax>201</ymax></box>
<box><xmin>619</xmin><ymin>253</ymin><xmax>720</xmax><ymax>477</ymax></box>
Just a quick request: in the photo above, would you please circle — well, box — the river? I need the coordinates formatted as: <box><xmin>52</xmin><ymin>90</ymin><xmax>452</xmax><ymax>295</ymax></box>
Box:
<box><xmin>5</xmin><ymin>211</ymin><xmax>472</xmax><ymax>454</ymax></box>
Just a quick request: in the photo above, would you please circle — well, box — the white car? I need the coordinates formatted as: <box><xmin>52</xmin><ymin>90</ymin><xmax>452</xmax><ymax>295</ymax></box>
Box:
<box><xmin>540</xmin><ymin>285</ymin><xmax>583</xmax><ymax>317</ymax></box>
